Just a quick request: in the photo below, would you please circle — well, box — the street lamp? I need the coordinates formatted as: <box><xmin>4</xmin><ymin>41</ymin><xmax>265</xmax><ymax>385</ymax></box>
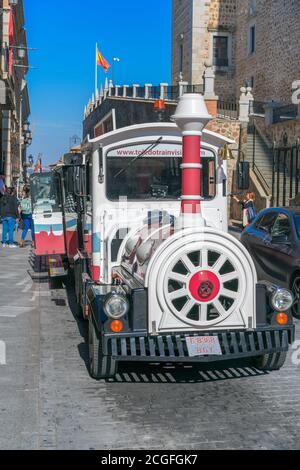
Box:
<box><xmin>28</xmin><ymin>155</ymin><xmax>34</xmax><ymax>167</ymax></box>
<box><xmin>23</xmin><ymin>121</ymin><xmax>30</xmax><ymax>133</ymax></box>
<box><xmin>112</xmin><ymin>57</ymin><xmax>120</xmax><ymax>85</ymax></box>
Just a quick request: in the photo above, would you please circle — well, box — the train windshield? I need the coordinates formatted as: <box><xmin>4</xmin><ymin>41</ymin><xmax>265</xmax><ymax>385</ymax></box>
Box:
<box><xmin>30</xmin><ymin>173</ymin><xmax>62</xmax><ymax>212</ymax></box>
<box><xmin>106</xmin><ymin>155</ymin><xmax>216</xmax><ymax>201</ymax></box>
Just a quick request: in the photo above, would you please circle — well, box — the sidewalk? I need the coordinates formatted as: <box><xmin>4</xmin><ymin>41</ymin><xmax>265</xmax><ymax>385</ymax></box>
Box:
<box><xmin>0</xmin><ymin>222</ymin><xmax>33</xmax><ymax>246</ymax></box>
<box><xmin>0</xmin><ymin>242</ymin><xmax>40</xmax><ymax>449</ymax></box>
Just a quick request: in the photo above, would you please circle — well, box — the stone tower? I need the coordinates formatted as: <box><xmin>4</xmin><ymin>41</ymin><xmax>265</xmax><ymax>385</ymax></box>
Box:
<box><xmin>171</xmin><ymin>0</ymin><xmax>237</xmax><ymax>100</ymax></box>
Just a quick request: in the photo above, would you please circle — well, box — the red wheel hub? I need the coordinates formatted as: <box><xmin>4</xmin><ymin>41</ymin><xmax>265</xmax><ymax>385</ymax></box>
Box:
<box><xmin>189</xmin><ymin>270</ymin><xmax>220</xmax><ymax>303</ymax></box>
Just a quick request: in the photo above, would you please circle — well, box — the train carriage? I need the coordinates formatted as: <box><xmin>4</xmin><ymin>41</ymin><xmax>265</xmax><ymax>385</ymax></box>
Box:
<box><xmin>32</xmin><ymin>94</ymin><xmax>295</xmax><ymax>379</ymax></box>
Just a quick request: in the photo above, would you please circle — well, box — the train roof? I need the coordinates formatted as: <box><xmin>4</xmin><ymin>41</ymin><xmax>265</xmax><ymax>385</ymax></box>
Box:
<box><xmin>85</xmin><ymin>122</ymin><xmax>236</xmax><ymax>150</ymax></box>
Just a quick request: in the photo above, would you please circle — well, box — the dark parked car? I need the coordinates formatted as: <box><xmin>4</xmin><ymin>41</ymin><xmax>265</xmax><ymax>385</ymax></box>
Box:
<box><xmin>241</xmin><ymin>207</ymin><xmax>300</xmax><ymax>319</ymax></box>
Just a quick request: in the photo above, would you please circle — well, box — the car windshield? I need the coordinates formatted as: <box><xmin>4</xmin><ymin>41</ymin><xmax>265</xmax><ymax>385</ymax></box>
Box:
<box><xmin>106</xmin><ymin>156</ymin><xmax>216</xmax><ymax>201</ymax></box>
<box><xmin>294</xmin><ymin>215</ymin><xmax>300</xmax><ymax>239</ymax></box>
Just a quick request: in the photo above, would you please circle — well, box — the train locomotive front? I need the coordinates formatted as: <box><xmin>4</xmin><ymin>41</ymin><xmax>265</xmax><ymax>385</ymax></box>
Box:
<box><xmin>83</xmin><ymin>94</ymin><xmax>295</xmax><ymax>379</ymax></box>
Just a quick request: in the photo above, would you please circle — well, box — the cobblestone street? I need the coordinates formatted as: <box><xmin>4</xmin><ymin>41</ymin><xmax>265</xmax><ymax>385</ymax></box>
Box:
<box><xmin>0</xmin><ymin>245</ymin><xmax>299</xmax><ymax>450</ymax></box>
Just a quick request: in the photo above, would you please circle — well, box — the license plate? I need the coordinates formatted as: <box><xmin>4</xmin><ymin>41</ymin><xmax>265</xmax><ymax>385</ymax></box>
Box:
<box><xmin>186</xmin><ymin>336</ymin><xmax>222</xmax><ymax>357</ymax></box>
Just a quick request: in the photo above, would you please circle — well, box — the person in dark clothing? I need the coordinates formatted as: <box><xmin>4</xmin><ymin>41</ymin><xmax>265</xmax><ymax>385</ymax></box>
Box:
<box><xmin>233</xmin><ymin>192</ymin><xmax>257</xmax><ymax>228</ymax></box>
<box><xmin>0</xmin><ymin>187</ymin><xmax>19</xmax><ymax>248</ymax></box>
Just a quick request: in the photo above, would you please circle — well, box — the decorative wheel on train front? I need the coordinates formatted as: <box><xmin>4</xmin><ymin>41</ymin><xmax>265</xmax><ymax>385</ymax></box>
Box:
<box><xmin>162</xmin><ymin>245</ymin><xmax>243</xmax><ymax>327</ymax></box>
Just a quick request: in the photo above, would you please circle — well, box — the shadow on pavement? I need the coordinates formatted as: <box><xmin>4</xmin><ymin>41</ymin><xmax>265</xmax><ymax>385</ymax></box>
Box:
<box><xmin>108</xmin><ymin>360</ymin><xmax>267</xmax><ymax>384</ymax></box>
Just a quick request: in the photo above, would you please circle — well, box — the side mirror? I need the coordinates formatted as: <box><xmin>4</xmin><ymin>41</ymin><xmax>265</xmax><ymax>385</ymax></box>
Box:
<box><xmin>237</xmin><ymin>162</ymin><xmax>250</xmax><ymax>190</ymax></box>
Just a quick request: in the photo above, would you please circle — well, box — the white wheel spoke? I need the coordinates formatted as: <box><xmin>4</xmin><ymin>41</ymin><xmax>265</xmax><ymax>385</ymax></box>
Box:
<box><xmin>200</xmin><ymin>249</ymin><xmax>208</xmax><ymax>268</ymax></box>
<box><xmin>212</xmin><ymin>299</ymin><xmax>227</xmax><ymax>317</ymax></box>
<box><xmin>221</xmin><ymin>288</ymin><xmax>238</xmax><ymax>300</ymax></box>
<box><xmin>180</xmin><ymin>299</ymin><xmax>195</xmax><ymax>317</ymax></box>
<box><xmin>169</xmin><ymin>288</ymin><xmax>187</xmax><ymax>301</ymax></box>
<box><xmin>199</xmin><ymin>303</ymin><xmax>208</xmax><ymax>322</ymax></box>
<box><xmin>213</xmin><ymin>254</ymin><xmax>227</xmax><ymax>273</ymax></box>
<box><xmin>220</xmin><ymin>272</ymin><xmax>238</xmax><ymax>283</ymax></box>
<box><xmin>181</xmin><ymin>254</ymin><xmax>196</xmax><ymax>274</ymax></box>
<box><xmin>169</xmin><ymin>272</ymin><xmax>188</xmax><ymax>284</ymax></box>
<box><xmin>165</xmin><ymin>245</ymin><xmax>240</xmax><ymax>326</ymax></box>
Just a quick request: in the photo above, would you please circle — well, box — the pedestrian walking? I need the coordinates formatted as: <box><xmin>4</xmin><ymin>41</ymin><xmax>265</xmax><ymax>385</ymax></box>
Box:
<box><xmin>0</xmin><ymin>187</ymin><xmax>19</xmax><ymax>248</ymax></box>
<box><xmin>232</xmin><ymin>192</ymin><xmax>257</xmax><ymax>228</ymax></box>
<box><xmin>19</xmin><ymin>187</ymin><xmax>35</xmax><ymax>248</ymax></box>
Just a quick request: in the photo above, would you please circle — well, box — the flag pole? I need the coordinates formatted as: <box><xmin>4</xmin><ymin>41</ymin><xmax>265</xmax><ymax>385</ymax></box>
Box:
<box><xmin>95</xmin><ymin>42</ymin><xmax>98</xmax><ymax>96</ymax></box>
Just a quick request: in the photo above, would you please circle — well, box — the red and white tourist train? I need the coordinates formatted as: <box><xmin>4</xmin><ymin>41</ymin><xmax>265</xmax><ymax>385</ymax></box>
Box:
<box><xmin>31</xmin><ymin>94</ymin><xmax>295</xmax><ymax>379</ymax></box>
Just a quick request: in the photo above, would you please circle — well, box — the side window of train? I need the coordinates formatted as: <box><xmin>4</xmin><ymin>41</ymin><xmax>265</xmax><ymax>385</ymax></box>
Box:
<box><xmin>64</xmin><ymin>168</ymin><xmax>77</xmax><ymax>213</ymax></box>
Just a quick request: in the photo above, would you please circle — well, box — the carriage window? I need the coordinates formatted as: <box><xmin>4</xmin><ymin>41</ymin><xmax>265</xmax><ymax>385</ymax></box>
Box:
<box><xmin>106</xmin><ymin>156</ymin><xmax>215</xmax><ymax>201</ymax></box>
<box><xmin>30</xmin><ymin>173</ymin><xmax>61</xmax><ymax>212</ymax></box>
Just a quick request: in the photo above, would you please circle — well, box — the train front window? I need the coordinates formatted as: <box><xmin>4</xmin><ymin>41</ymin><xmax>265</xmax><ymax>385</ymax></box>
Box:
<box><xmin>106</xmin><ymin>156</ymin><xmax>216</xmax><ymax>201</ymax></box>
<box><xmin>30</xmin><ymin>173</ymin><xmax>61</xmax><ymax>212</ymax></box>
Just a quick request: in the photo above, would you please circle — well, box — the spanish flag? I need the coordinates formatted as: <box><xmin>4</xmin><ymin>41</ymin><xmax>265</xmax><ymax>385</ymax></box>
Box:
<box><xmin>34</xmin><ymin>158</ymin><xmax>42</xmax><ymax>174</ymax></box>
<box><xmin>96</xmin><ymin>47</ymin><xmax>110</xmax><ymax>73</ymax></box>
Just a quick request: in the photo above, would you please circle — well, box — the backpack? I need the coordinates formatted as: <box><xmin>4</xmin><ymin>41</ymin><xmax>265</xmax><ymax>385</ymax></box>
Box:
<box><xmin>21</xmin><ymin>198</ymin><xmax>31</xmax><ymax>215</ymax></box>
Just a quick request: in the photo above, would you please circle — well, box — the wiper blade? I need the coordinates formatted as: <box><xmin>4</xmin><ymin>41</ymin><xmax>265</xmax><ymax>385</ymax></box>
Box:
<box><xmin>113</xmin><ymin>136</ymin><xmax>163</xmax><ymax>179</ymax></box>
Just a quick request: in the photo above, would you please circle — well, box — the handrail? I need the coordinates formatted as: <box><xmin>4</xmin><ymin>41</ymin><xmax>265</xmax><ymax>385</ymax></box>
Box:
<box><xmin>253</xmin><ymin>163</ymin><xmax>270</xmax><ymax>193</ymax></box>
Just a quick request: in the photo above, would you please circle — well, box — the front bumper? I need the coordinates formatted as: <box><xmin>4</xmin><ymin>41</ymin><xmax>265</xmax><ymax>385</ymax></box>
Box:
<box><xmin>102</xmin><ymin>327</ymin><xmax>295</xmax><ymax>363</ymax></box>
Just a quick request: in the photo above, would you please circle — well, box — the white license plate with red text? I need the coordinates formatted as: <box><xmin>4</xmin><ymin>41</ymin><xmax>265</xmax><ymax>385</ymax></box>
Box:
<box><xmin>186</xmin><ymin>336</ymin><xmax>222</xmax><ymax>357</ymax></box>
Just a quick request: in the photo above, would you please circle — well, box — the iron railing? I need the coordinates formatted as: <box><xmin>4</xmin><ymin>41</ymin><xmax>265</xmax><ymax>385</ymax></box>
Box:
<box><xmin>217</xmin><ymin>100</ymin><xmax>239</xmax><ymax>120</ymax></box>
<box><xmin>272</xmin><ymin>144</ymin><xmax>300</xmax><ymax>206</ymax></box>
<box><xmin>109</xmin><ymin>84</ymin><xmax>204</xmax><ymax>101</ymax></box>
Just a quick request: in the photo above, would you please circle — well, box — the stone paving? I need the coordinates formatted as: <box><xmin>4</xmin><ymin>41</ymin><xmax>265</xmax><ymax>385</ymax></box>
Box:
<box><xmin>0</xmin><ymin>237</ymin><xmax>300</xmax><ymax>450</ymax></box>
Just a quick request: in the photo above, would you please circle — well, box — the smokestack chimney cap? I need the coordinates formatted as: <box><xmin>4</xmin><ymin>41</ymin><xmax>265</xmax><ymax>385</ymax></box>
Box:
<box><xmin>172</xmin><ymin>93</ymin><xmax>212</xmax><ymax>136</ymax></box>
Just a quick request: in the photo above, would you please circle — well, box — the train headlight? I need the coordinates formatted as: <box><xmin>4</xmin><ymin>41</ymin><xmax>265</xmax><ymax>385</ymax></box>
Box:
<box><xmin>104</xmin><ymin>294</ymin><xmax>129</xmax><ymax>319</ymax></box>
<box><xmin>271</xmin><ymin>288</ymin><xmax>293</xmax><ymax>312</ymax></box>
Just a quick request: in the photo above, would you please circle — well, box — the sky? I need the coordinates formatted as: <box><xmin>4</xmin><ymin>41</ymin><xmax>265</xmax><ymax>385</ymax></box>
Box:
<box><xmin>24</xmin><ymin>0</ymin><xmax>172</xmax><ymax>166</ymax></box>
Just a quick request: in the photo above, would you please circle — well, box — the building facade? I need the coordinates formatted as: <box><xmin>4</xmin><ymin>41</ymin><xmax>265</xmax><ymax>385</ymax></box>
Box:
<box><xmin>172</xmin><ymin>0</ymin><xmax>300</xmax><ymax>104</ymax></box>
<box><xmin>0</xmin><ymin>0</ymin><xmax>31</xmax><ymax>187</ymax></box>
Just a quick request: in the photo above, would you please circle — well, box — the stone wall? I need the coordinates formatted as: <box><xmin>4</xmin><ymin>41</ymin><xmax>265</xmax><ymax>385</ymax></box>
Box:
<box><xmin>271</xmin><ymin>119</ymin><xmax>300</xmax><ymax>147</ymax></box>
<box><xmin>235</xmin><ymin>0</ymin><xmax>300</xmax><ymax>104</ymax></box>
<box><xmin>83</xmin><ymin>98</ymin><xmax>178</xmax><ymax>140</ymax></box>
<box><xmin>172</xmin><ymin>0</ymin><xmax>300</xmax><ymax>104</ymax></box>
<box><xmin>171</xmin><ymin>0</ymin><xmax>237</xmax><ymax>100</ymax></box>
<box><xmin>171</xmin><ymin>0</ymin><xmax>192</xmax><ymax>84</ymax></box>
<box><xmin>207</xmin><ymin>118</ymin><xmax>240</xmax><ymax>143</ymax></box>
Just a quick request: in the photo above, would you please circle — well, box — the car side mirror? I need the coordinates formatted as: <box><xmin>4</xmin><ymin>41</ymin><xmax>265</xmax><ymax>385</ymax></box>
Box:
<box><xmin>271</xmin><ymin>235</ymin><xmax>290</xmax><ymax>245</ymax></box>
<box><xmin>237</xmin><ymin>162</ymin><xmax>250</xmax><ymax>190</ymax></box>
